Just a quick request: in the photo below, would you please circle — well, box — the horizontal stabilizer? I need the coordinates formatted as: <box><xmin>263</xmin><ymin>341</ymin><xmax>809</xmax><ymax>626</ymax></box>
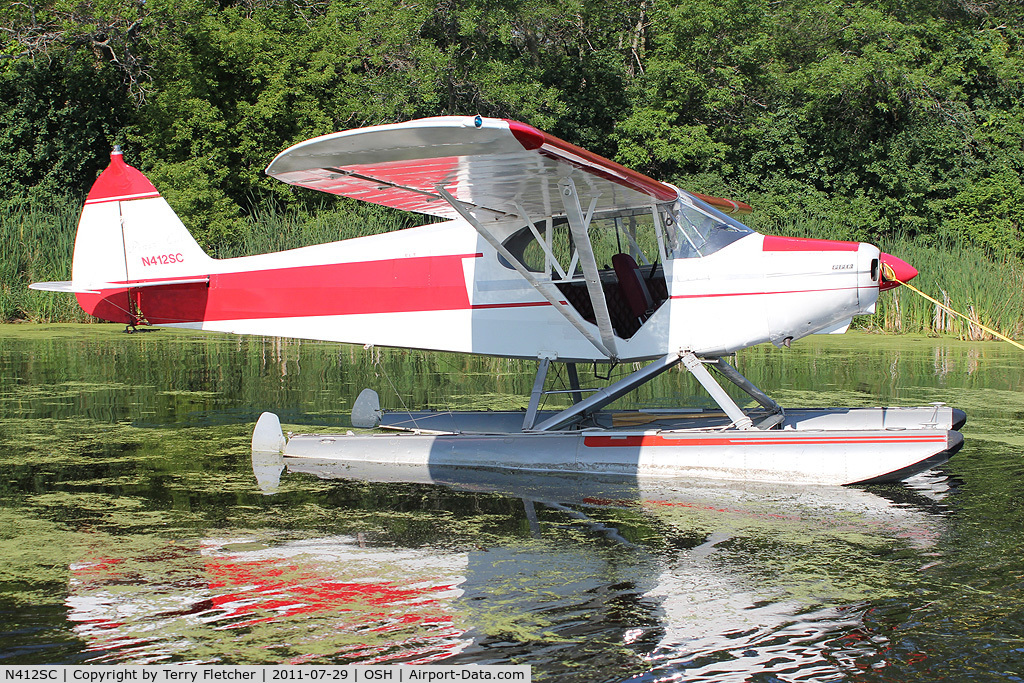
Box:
<box><xmin>30</xmin><ymin>277</ymin><xmax>209</xmax><ymax>294</ymax></box>
<box><xmin>29</xmin><ymin>281</ymin><xmax>88</xmax><ymax>293</ymax></box>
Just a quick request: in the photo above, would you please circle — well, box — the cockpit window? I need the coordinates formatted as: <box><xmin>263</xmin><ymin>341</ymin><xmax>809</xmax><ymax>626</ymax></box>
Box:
<box><xmin>498</xmin><ymin>195</ymin><xmax>753</xmax><ymax>274</ymax></box>
<box><xmin>498</xmin><ymin>205</ymin><xmax>673</xmax><ymax>340</ymax></box>
<box><xmin>664</xmin><ymin>198</ymin><xmax>753</xmax><ymax>259</ymax></box>
<box><xmin>499</xmin><ymin>207</ymin><xmax>666</xmax><ymax>275</ymax></box>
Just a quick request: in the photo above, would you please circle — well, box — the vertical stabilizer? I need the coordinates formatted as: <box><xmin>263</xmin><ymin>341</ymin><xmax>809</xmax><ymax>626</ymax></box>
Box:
<box><xmin>72</xmin><ymin>149</ymin><xmax>212</xmax><ymax>291</ymax></box>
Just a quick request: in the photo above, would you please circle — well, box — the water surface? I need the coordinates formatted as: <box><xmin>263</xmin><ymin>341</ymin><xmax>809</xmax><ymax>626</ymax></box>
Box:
<box><xmin>1</xmin><ymin>324</ymin><xmax>1022</xmax><ymax>681</ymax></box>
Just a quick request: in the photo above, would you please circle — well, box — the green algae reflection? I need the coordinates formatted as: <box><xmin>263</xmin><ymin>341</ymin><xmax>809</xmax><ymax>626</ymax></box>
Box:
<box><xmin>1</xmin><ymin>324</ymin><xmax>1023</xmax><ymax>681</ymax></box>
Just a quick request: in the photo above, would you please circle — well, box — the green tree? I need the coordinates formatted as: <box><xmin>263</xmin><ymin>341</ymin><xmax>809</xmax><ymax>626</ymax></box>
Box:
<box><xmin>0</xmin><ymin>0</ymin><xmax>144</xmax><ymax>205</ymax></box>
<box><xmin>1</xmin><ymin>0</ymin><xmax>1022</xmax><ymax>256</ymax></box>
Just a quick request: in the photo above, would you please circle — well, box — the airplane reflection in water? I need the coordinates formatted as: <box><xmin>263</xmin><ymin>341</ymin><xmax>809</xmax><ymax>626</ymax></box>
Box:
<box><xmin>68</xmin><ymin>534</ymin><xmax>472</xmax><ymax>665</ymax></box>
<box><xmin>65</xmin><ymin>453</ymin><xmax>949</xmax><ymax>677</ymax></box>
<box><xmin>275</xmin><ymin>454</ymin><xmax>947</xmax><ymax>678</ymax></box>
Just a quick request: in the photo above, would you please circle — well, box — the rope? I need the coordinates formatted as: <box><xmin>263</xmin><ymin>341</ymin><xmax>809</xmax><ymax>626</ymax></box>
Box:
<box><xmin>883</xmin><ymin>264</ymin><xmax>1024</xmax><ymax>352</ymax></box>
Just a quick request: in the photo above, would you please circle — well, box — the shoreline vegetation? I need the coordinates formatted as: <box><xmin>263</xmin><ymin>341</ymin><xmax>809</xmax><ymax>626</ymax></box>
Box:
<box><xmin>3</xmin><ymin>2</ymin><xmax>1021</xmax><ymax>343</ymax></box>
<box><xmin>4</xmin><ymin>199</ymin><xmax>1022</xmax><ymax>340</ymax></box>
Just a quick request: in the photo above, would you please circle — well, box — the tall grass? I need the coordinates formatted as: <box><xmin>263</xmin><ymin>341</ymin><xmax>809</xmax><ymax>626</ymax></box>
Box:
<box><xmin>0</xmin><ymin>200</ymin><xmax>91</xmax><ymax>322</ymax></box>
<box><xmin>214</xmin><ymin>201</ymin><xmax>422</xmax><ymax>259</ymax></box>
<box><xmin>6</xmin><ymin>199</ymin><xmax>1023</xmax><ymax>339</ymax></box>
<box><xmin>871</xmin><ymin>241</ymin><xmax>1024</xmax><ymax>339</ymax></box>
<box><xmin>0</xmin><ymin>199</ymin><xmax>420</xmax><ymax>322</ymax></box>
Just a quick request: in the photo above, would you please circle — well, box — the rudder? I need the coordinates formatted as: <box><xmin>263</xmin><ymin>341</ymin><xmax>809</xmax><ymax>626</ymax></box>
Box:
<box><xmin>68</xmin><ymin>148</ymin><xmax>213</xmax><ymax>323</ymax></box>
<box><xmin>74</xmin><ymin>148</ymin><xmax>212</xmax><ymax>286</ymax></box>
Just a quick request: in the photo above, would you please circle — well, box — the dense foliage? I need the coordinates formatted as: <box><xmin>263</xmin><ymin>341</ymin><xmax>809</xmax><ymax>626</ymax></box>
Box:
<box><xmin>2</xmin><ymin>0</ymin><xmax>1022</xmax><ymax>255</ymax></box>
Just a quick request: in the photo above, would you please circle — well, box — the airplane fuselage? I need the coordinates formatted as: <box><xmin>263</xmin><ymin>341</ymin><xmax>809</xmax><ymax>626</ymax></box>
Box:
<box><xmin>74</xmin><ymin>205</ymin><xmax>880</xmax><ymax>362</ymax></box>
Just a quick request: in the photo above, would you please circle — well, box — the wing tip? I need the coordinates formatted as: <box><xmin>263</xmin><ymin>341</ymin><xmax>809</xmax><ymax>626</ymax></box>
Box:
<box><xmin>503</xmin><ymin>119</ymin><xmax>545</xmax><ymax>151</ymax></box>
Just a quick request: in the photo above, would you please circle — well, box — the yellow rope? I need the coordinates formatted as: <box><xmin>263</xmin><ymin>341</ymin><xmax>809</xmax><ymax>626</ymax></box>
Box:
<box><xmin>882</xmin><ymin>264</ymin><xmax>1024</xmax><ymax>351</ymax></box>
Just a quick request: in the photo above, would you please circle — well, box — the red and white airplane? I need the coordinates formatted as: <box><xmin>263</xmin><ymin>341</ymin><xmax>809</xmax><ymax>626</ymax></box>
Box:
<box><xmin>33</xmin><ymin>115</ymin><xmax>964</xmax><ymax>485</ymax></box>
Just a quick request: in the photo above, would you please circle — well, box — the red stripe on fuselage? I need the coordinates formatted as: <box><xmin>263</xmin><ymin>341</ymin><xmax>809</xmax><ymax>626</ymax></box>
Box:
<box><xmin>207</xmin><ymin>253</ymin><xmax>478</xmax><ymax>321</ymax></box>
<box><xmin>762</xmin><ymin>236</ymin><xmax>859</xmax><ymax>252</ymax></box>
<box><xmin>470</xmin><ymin>301</ymin><xmax>551</xmax><ymax>310</ymax></box>
<box><xmin>74</xmin><ymin>251</ymin><xmax>868</xmax><ymax>326</ymax></box>
<box><xmin>77</xmin><ymin>253</ymin><xmax>481</xmax><ymax>325</ymax></box>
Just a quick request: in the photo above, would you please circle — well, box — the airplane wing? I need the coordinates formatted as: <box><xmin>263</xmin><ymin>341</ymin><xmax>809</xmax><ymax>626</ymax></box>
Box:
<box><xmin>266</xmin><ymin>116</ymin><xmax>752</xmax><ymax>362</ymax></box>
<box><xmin>265</xmin><ymin>116</ymin><xmax>750</xmax><ymax>221</ymax></box>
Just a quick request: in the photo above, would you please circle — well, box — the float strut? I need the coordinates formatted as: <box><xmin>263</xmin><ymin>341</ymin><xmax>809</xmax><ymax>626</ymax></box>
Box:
<box><xmin>680</xmin><ymin>352</ymin><xmax>755</xmax><ymax>430</ymax></box>
<box><xmin>566</xmin><ymin>363</ymin><xmax>583</xmax><ymax>405</ymax></box>
<box><xmin>523</xmin><ymin>357</ymin><xmax>551</xmax><ymax>431</ymax></box>
<box><xmin>531</xmin><ymin>352</ymin><xmax>684</xmax><ymax>432</ymax></box>
<box><xmin>711</xmin><ymin>358</ymin><xmax>783</xmax><ymax>414</ymax></box>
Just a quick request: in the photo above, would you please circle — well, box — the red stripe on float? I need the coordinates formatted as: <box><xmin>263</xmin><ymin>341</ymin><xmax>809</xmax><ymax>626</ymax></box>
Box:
<box><xmin>584</xmin><ymin>434</ymin><xmax>947</xmax><ymax>448</ymax></box>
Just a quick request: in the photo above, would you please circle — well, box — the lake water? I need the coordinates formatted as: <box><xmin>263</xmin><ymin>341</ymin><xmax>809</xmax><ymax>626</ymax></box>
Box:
<box><xmin>1</xmin><ymin>324</ymin><xmax>1023</xmax><ymax>681</ymax></box>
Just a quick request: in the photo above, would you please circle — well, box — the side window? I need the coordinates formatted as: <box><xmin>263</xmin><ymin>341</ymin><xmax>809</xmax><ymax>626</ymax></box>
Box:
<box><xmin>499</xmin><ymin>208</ymin><xmax>666</xmax><ymax>275</ymax></box>
<box><xmin>499</xmin><ymin>218</ymin><xmax>573</xmax><ymax>274</ymax></box>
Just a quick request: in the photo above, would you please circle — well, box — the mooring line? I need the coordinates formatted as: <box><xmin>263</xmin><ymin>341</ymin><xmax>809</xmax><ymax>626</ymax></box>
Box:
<box><xmin>884</xmin><ymin>264</ymin><xmax>1024</xmax><ymax>351</ymax></box>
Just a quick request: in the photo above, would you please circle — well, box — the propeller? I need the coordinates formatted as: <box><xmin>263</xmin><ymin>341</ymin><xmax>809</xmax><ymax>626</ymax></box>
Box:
<box><xmin>879</xmin><ymin>253</ymin><xmax>918</xmax><ymax>291</ymax></box>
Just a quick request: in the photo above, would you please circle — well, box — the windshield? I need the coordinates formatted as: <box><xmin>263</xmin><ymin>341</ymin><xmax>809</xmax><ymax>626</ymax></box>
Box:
<box><xmin>664</xmin><ymin>198</ymin><xmax>753</xmax><ymax>258</ymax></box>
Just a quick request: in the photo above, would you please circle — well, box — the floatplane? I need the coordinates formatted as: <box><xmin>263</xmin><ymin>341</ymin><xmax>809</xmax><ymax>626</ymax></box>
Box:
<box><xmin>32</xmin><ymin>115</ymin><xmax>964</xmax><ymax>485</ymax></box>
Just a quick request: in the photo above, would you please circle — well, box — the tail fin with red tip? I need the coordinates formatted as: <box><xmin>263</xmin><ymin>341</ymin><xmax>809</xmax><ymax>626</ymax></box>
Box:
<box><xmin>30</xmin><ymin>148</ymin><xmax>213</xmax><ymax>323</ymax></box>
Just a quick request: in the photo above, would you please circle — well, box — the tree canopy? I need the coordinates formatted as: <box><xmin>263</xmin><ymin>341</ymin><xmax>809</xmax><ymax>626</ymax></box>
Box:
<box><xmin>2</xmin><ymin>0</ymin><xmax>1021</xmax><ymax>253</ymax></box>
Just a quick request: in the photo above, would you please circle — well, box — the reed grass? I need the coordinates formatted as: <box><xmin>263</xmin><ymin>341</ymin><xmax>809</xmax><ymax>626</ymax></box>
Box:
<box><xmin>0</xmin><ymin>198</ymin><xmax>419</xmax><ymax>322</ymax></box>
<box><xmin>869</xmin><ymin>241</ymin><xmax>1024</xmax><ymax>339</ymax></box>
<box><xmin>214</xmin><ymin>201</ymin><xmax>421</xmax><ymax>258</ymax></box>
<box><xmin>5</xmin><ymin>199</ymin><xmax>1023</xmax><ymax>339</ymax></box>
<box><xmin>0</xmin><ymin>200</ymin><xmax>91</xmax><ymax>322</ymax></box>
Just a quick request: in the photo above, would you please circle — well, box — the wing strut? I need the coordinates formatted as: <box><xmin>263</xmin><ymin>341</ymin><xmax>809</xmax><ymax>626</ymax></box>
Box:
<box><xmin>558</xmin><ymin>178</ymin><xmax>619</xmax><ymax>359</ymax></box>
<box><xmin>434</xmin><ymin>185</ymin><xmax>615</xmax><ymax>359</ymax></box>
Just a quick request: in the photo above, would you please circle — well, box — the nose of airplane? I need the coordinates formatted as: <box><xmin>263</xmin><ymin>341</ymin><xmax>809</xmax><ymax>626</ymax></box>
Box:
<box><xmin>879</xmin><ymin>253</ymin><xmax>918</xmax><ymax>291</ymax></box>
